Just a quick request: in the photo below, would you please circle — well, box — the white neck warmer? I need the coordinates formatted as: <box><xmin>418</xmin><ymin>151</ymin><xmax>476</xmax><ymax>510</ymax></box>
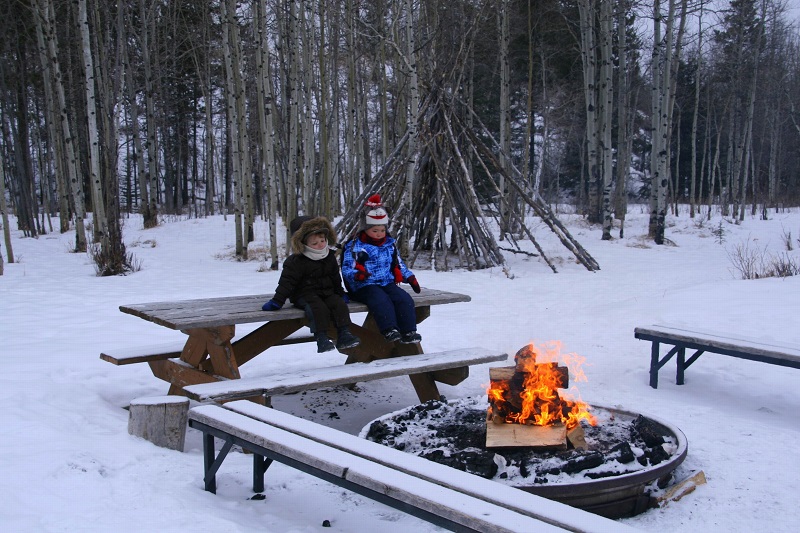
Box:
<box><xmin>303</xmin><ymin>245</ymin><xmax>330</xmax><ymax>261</ymax></box>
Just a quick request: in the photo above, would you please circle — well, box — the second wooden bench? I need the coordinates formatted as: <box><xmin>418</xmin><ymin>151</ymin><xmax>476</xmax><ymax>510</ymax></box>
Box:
<box><xmin>635</xmin><ymin>324</ymin><xmax>800</xmax><ymax>388</ymax></box>
<box><xmin>188</xmin><ymin>400</ymin><xmax>640</xmax><ymax>533</ymax></box>
<box><xmin>182</xmin><ymin>347</ymin><xmax>508</xmax><ymax>403</ymax></box>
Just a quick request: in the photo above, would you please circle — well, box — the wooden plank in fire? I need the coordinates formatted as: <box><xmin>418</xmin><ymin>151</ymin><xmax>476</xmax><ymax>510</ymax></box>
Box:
<box><xmin>485</xmin><ymin>409</ymin><xmax>568</xmax><ymax>449</ymax></box>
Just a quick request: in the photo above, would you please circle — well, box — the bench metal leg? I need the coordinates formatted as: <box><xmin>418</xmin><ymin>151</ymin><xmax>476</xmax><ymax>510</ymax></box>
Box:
<box><xmin>202</xmin><ymin>432</ymin><xmax>234</xmax><ymax>494</ymax></box>
<box><xmin>649</xmin><ymin>341</ymin><xmax>661</xmax><ymax>389</ymax></box>
<box><xmin>676</xmin><ymin>346</ymin><xmax>686</xmax><ymax>385</ymax></box>
<box><xmin>253</xmin><ymin>454</ymin><xmax>273</xmax><ymax>493</ymax></box>
<box><xmin>650</xmin><ymin>342</ymin><xmax>682</xmax><ymax>389</ymax></box>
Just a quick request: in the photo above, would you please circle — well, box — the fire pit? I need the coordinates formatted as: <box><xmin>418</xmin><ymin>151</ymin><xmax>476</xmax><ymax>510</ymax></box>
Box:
<box><xmin>361</xmin><ymin>343</ymin><xmax>688</xmax><ymax>518</ymax></box>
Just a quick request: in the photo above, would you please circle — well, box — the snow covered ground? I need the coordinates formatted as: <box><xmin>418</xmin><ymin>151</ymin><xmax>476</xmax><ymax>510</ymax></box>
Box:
<box><xmin>1</xmin><ymin>206</ymin><xmax>798</xmax><ymax>532</ymax></box>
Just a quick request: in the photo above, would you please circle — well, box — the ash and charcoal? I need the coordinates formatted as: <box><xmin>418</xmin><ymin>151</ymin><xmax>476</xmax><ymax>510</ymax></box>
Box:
<box><xmin>362</xmin><ymin>396</ymin><xmax>678</xmax><ymax>487</ymax></box>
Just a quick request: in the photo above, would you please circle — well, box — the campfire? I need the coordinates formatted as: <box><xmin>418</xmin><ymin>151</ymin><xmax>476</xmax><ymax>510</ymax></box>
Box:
<box><xmin>487</xmin><ymin>342</ymin><xmax>597</xmax><ymax>450</ymax></box>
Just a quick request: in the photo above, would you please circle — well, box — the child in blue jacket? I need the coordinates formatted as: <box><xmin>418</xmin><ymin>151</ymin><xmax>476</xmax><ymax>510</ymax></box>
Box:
<box><xmin>341</xmin><ymin>195</ymin><xmax>422</xmax><ymax>344</ymax></box>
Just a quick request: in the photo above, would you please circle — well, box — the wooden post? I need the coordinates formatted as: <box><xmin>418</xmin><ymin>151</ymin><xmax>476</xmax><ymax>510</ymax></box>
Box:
<box><xmin>128</xmin><ymin>396</ymin><xmax>190</xmax><ymax>451</ymax></box>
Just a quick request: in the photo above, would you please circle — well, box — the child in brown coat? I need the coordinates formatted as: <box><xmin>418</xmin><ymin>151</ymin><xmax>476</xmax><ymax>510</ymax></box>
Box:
<box><xmin>262</xmin><ymin>216</ymin><xmax>360</xmax><ymax>353</ymax></box>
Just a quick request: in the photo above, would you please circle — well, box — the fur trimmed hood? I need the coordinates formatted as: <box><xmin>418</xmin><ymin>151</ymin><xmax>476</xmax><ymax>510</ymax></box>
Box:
<box><xmin>289</xmin><ymin>216</ymin><xmax>337</xmax><ymax>254</ymax></box>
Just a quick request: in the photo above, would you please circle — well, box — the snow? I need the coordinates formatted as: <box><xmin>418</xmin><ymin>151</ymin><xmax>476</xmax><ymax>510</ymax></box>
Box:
<box><xmin>1</xmin><ymin>206</ymin><xmax>799</xmax><ymax>532</ymax></box>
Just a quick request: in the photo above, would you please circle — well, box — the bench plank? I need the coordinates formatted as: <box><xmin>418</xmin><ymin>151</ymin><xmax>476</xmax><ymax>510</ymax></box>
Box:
<box><xmin>219</xmin><ymin>400</ymin><xmax>639</xmax><ymax>533</ymax></box>
<box><xmin>188</xmin><ymin>405</ymin><xmax>570</xmax><ymax>533</ymax></box>
<box><xmin>183</xmin><ymin>347</ymin><xmax>508</xmax><ymax>402</ymax></box>
<box><xmin>635</xmin><ymin>324</ymin><xmax>800</xmax><ymax>388</ymax></box>
<box><xmin>100</xmin><ymin>341</ymin><xmax>187</xmax><ymax>365</ymax></box>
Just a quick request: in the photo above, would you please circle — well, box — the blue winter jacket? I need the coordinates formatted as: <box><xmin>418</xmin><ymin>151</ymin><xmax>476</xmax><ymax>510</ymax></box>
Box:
<box><xmin>341</xmin><ymin>233</ymin><xmax>414</xmax><ymax>292</ymax></box>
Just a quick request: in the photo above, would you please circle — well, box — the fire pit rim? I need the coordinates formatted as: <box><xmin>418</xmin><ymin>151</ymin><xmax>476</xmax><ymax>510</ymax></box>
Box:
<box><xmin>518</xmin><ymin>403</ymin><xmax>688</xmax><ymax>498</ymax></box>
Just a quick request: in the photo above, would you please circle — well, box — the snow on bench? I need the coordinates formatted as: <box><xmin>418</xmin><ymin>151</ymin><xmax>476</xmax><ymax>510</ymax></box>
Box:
<box><xmin>183</xmin><ymin>347</ymin><xmax>508</xmax><ymax>402</ymax></box>
<box><xmin>188</xmin><ymin>402</ymin><xmax>639</xmax><ymax>533</ymax></box>
<box><xmin>635</xmin><ymin>324</ymin><xmax>800</xmax><ymax>388</ymax></box>
<box><xmin>100</xmin><ymin>341</ymin><xmax>187</xmax><ymax>365</ymax></box>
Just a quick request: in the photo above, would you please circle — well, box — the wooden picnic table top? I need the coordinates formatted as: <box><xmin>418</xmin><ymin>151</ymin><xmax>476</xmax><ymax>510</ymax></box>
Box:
<box><xmin>120</xmin><ymin>287</ymin><xmax>471</xmax><ymax>330</ymax></box>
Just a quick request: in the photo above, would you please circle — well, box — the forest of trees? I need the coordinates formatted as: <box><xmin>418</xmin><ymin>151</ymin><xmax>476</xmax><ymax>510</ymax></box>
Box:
<box><xmin>2</xmin><ymin>0</ymin><xmax>800</xmax><ymax>274</ymax></box>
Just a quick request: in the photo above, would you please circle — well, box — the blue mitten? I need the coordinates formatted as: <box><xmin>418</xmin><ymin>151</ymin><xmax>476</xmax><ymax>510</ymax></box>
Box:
<box><xmin>342</xmin><ymin>294</ymin><xmax>350</xmax><ymax>304</ymax></box>
<box><xmin>262</xmin><ymin>299</ymin><xmax>282</xmax><ymax>311</ymax></box>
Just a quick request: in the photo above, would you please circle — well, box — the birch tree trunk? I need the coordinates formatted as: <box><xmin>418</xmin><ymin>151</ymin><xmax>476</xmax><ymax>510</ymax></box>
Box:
<box><xmin>401</xmin><ymin>0</ymin><xmax>419</xmax><ymax>257</ymax></box>
<box><xmin>614</xmin><ymin>0</ymin><xmax>631</xmax><ymax>236</ymax></box>
<box><xmin>300</xmin><ymin>3</ymin><xmax>315</xmax><ymax>212</ymax></box>
<box><xmin>599</xmin><ymin>0</ymin><xmax>614</xmax><ymax>239</ymax></box>
<box><xmin>221</xmin><ymin>0</ymin><xmax>243</xmax><ymax>256</ymax></box>
<box><xmin>33</xmin><ymin>1</ymin><xmax>70</xmax><ymax>233</ymax></box>
<box><xmin>689</xmin><ymin>3</ymin><xmax>704</xmax><ymax>218</ymax></box>
<box><xmin>123</xmin><ymin>22</ymin><xmax>150</xmax><ymax>225</ymax></box>
<box><xmin>0</xmin><ymin>153</ymin><xmax>14</xmax><ymax>265</ymax></box>
<box><xmin>649</xmin><ymin>0</ymin><xmax>673</xmax><ymax>244</ymax></box>
<box><xmin>78</xmin><ymin>0</ymin><xmax>109</xmax><ymax>248</ymax></box>
<box><xmin>318</xmin><ymin>0</ymin><xmax>332</xmax><ymax>217</ymax></box>
<box><xmin>498</xmin><ymin>0</ymin><xmax>510</xmax><ymax>238</ymax></box>
<box><xmin>140</xmin><ymin>0</ymin><xmax>159</xmax><ymax>228</ymax></box>
<box><xmin>37</xmin><ymin>0</ymin><xmax>87</xmax><ymax>251</ymax></box>
<box><xmin>577</xmin><ymin>0</ymin><xmax>599</xmax><ymax>221</ymax></box>
<box><xmin>286</xmin><ymin>0</ymin><xmax>300</xmax><ymax>235</ymax></box>
<box><xmin>255</xmin><ymin>0</ymin><xmax>279</xmax><ymax>269</ymax></box>
<box><xmin>738</xmin><ymin>0</ymin><xmax>767</xmax><ymax>222</ymax></box>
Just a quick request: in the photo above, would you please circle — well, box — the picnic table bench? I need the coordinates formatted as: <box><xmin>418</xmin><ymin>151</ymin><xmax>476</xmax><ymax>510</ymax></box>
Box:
<box><xmin>635</xmin><ymin>324</ymin><xmax>800</xmax><ymax>388</ymax></box>
<box><xmin>187</xmin><ymin>400</ymin><xmax>640</xmax><ymax>533</ymax></box>
<box><xmin>102</xmin><ymin>288</ymin><xmax>487</xmax><ymax>403</ymax></box>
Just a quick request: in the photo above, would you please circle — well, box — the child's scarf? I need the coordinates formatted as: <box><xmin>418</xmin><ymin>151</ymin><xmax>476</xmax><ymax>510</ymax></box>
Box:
<box><xmin>303</xmin><ymin>245</ymin><xmax>330</xmax><ymax>261</ymax></box>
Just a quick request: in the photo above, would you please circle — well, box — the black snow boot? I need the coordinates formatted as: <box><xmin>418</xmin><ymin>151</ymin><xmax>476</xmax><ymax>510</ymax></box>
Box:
<box><xmin>316</xmin><ymin>333</ymin><xmax>336</xmax><ymax>353</ymax></box>
<box><xmin>336</xmin><ymin>327</ymin><xmax>361</xmax><ymax>350</ymax></box>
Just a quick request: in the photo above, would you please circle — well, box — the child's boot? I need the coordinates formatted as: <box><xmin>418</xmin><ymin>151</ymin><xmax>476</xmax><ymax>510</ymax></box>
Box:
<box><xmin>336</xmin><ymin>326</ymin><xmax>361</xmax><ymax>350</ymax></box>
<box><xmin>382</xmin><ymin>328</ymin><xmax>401</xmax><ymax>342</ymax></box>
<box><xmin>399</xmin><ymin>331</ymin><xmax>422</xmax><ymax>344</ymax></box>
<box><xmin>316</xmin><ymin>333</ymin><xmax>335</xmax><ymax>353</ymax></box>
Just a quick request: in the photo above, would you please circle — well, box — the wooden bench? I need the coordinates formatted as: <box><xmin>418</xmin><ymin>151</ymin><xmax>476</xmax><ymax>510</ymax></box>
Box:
<box><xmin>187</xmin><ymin>401</ymin><xmax>640</xmax><ymax>533</ymax></box>
<box><xmin>183</xmin><ymin>347</ymin><xmax>508</xmax><ymax>402</ymax></box>
<box><xmin>635</xmin><ymin>324</ymin><xmax>800</xmax><ymax>388</ymax></box>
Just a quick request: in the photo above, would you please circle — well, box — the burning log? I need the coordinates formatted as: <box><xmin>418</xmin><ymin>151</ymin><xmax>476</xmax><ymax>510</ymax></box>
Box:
<box><xmin>486</xmin><ymin>343</ymin><xmax>595</xmax><ymax>450</ymax></box>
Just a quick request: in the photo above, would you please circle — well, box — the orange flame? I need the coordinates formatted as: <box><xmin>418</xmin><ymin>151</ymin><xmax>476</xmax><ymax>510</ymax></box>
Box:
<box><xmin>487</xmin><ymin>341</ymin><xmax>597</xmax><ymax>430</ymax></box>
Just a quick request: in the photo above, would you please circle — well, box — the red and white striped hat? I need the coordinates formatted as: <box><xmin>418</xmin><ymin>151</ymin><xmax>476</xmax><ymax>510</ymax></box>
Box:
<box><xmin>364</xmin><ymin>194</ymin><xmax>388</xmax><ymax>226</ymax></box>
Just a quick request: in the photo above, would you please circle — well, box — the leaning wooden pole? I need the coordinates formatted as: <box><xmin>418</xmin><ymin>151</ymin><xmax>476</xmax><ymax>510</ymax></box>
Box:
<box><xmin>455</xmin><ymin>107</ymin><xmax>600</xmax><ymax>271</ymax></box>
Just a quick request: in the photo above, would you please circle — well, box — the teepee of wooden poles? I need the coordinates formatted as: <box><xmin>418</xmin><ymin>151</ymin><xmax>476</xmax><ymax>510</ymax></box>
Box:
<box><xmin>336</xmin><ymin>88</ymin><xmax>599</xmax><ymax>274</ymax></box>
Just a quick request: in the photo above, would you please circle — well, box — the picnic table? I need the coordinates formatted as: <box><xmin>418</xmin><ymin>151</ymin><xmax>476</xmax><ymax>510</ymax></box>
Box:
<box><xmin>102</xmin><ymin>288</ymin><xmax>491</xmax><ymax>403</ymax></box>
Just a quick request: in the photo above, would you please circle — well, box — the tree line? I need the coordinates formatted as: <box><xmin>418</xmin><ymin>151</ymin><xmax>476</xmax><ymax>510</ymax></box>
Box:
<box><xmin>1</xmin><ymin>0</ymin><xmax>799</xmax><ymax>273</ymax></box>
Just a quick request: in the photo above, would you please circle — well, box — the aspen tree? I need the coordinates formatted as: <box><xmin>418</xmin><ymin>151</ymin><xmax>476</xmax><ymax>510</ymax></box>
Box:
<box><xmin>255</xmin><ymin>0</ymin><xmax>279</xmax><ymax>269</ymax></box>
<box><xmin>33</xmin><ymin>0</ymin><xmax>70</xmax><ymax>233</ymax></box>
<box><xmin>140</xmin><ymin>0</ymin><xmax>159</xmax><ymax>228</ymax></box>
<box><xmin>37</xmin><ymin>0</ymin><xmax>87</xmax><ymax>251</ymax></box>
<box><xmin>599</xmin><ymin>0</ymin><xmax>614</xmax><ymax>240</ymax></box>
<box><xmin>498</xmin><ymin>0</ymin><xmax>510</xmax><ymax>238</ymax></box>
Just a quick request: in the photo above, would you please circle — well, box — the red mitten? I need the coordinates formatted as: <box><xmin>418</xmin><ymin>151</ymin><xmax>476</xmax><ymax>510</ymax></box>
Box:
<box><xmin>407</xmin><ymin>276</ymin><xmax>421</xmax><ymax>293</ymax></box>
<box><xmin>392</xmin><ymin>264</ymin><xmax>404</xmax><ymax>284</ymax></box>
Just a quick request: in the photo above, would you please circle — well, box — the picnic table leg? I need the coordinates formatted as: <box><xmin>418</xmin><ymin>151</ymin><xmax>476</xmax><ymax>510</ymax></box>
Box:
<box><xmin>183</xmin><ymin>326</ymin><xmax>240</xmax><ymax>379</ymax></box>
<box><xmin>396</xmin><ymin>342</ymin><xmax>442</xmax><ymax>403</ymax></box>
<box><xmin>649</xmin><ymin>341</ymin><xmax>660</xmax><ymax>389</ymax></box>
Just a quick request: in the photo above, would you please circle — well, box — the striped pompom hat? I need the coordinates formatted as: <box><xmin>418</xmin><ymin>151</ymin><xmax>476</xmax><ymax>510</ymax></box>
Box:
<box><xmin>364</xmin><ymin>194</ymin><xmax>389</xmax><ymax>227</ymax></box>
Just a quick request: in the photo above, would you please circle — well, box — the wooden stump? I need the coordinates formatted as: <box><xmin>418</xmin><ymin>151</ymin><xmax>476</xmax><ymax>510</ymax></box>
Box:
<box><xmin>128</xmin><ymin>396</ymin><xmax>190</xmax><ymax>451</ymax></box>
